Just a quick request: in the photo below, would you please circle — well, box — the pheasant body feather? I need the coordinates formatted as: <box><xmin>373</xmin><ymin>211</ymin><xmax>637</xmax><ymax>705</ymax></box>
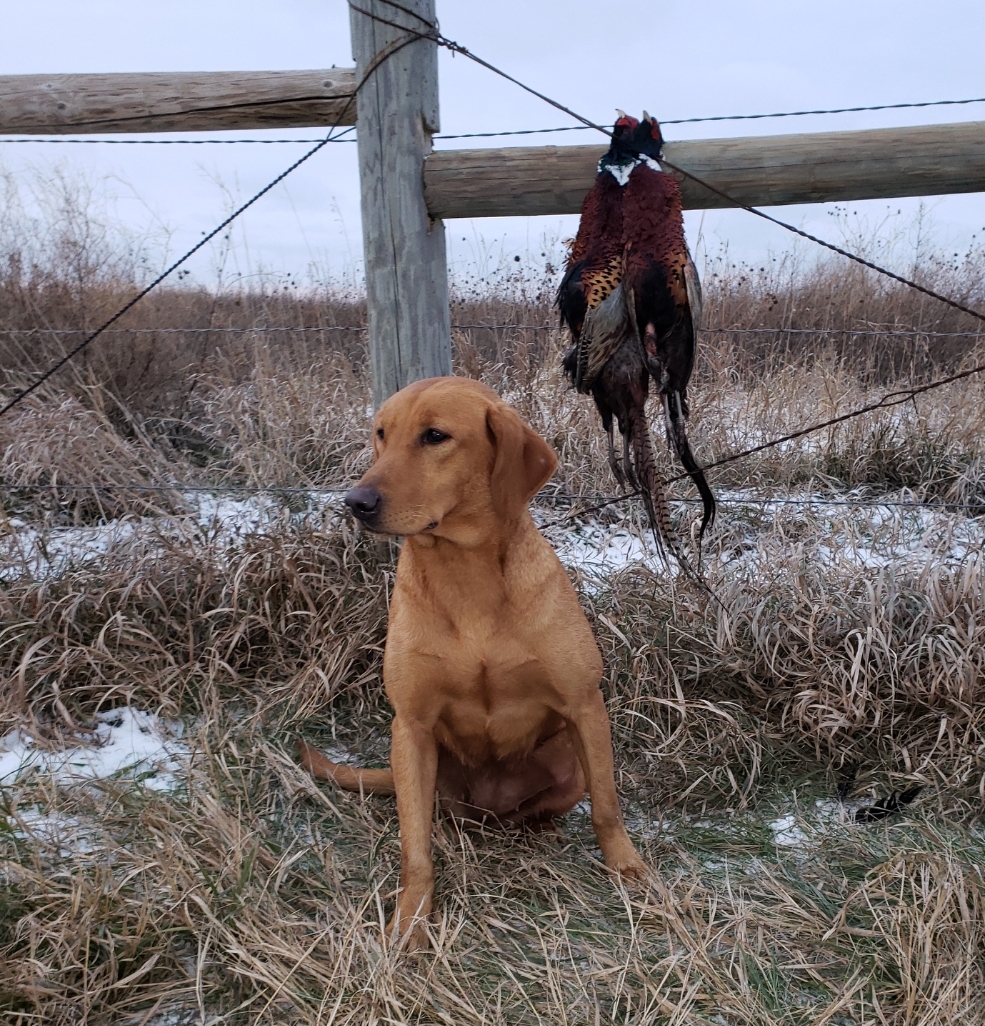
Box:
<box><xmin>557</xmin><ymin>113</ymin><xmax>716</xmax><ymax>574</ymax></box>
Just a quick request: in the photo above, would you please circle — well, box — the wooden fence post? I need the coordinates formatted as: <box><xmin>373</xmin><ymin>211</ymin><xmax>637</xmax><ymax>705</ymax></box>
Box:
<box><xmin>349</xmin><ymin>0</ymin><xmax>452</xmax><ymax>407</ymax></box>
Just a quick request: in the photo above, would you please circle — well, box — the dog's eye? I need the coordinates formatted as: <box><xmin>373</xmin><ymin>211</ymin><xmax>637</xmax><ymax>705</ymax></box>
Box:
<box><xmin>376</xmin><ymin>427</ymin><xmax>384</xmax><ymax>441</ymax></box>
<box><xmin>421</xmin><ymin>428</ymin><xmax>449</xmax><ymax>445</ymax></box>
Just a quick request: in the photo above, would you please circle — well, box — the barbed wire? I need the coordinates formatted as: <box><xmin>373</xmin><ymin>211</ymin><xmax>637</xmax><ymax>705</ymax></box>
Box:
<box><xmin>449</xmin><ymin>325</ymin><xmax>985</xmax><ymax>337</ymax></box>
<box><xmin>6</xmin><ymin>96</ymin><xmax>982</xmax><ymax>146</ymax></box>
<box><xmin>542</xmin><ymin>352</ymin><xmax>985</xmax><ymax>522</ymax></box>
<box><xmin>0</xmin><ymin>325</ymin><xmax>367</xmax><ymax>335</ymax></box>
<box><xmin>659</xmin><ymin>157</ymin><xmax>985</xmax><ymax>330</ymax></box>
<box><xmin>345</xmin><ymin>2</ymin><xmax>985</xmax><ymax>535</ymax></box>
<box><xmin>537</xmin><ymin>492</ymin><xmax>985</xmax><ymax>531</ymax></box>
<box><xmin>699</xmin><ymin>327</ymin><xmax>985</xmax><ymax>337</ymax></box>
<box><xmin>0</xmin><ymin>483</ymin><xmax>343</xmax><ymax>494</ymax></box>
<box><xmin>663</xmin><ymin>96</ymin><xmax>985</xmax><ymax>125</ymax></box>
<box><xmin>438</xmin><ymin>95</ymin><xmax>985</xmax><ymax>138</ymax></box>
<box><xmin>355</xmin><ymin>2</ymin><xmax>985</xmax><ymax>331</ymax></box>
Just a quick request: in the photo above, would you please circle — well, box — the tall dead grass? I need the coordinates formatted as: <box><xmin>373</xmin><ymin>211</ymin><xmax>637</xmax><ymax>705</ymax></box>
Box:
<box><xmin>2</xmin><ymin>183</ymin><xmax>985</xmax><ymax>1023</ymax></box>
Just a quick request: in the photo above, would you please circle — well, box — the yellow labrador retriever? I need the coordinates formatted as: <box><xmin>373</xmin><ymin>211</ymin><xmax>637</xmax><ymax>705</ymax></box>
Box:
<box><xmin>299</xmin><ymin>376</ymin><xmax>645</xmax><ymax>948</ymax></box>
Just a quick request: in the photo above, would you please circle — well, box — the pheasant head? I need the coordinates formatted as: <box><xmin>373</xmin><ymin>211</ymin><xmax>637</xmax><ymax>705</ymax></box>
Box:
<box><xmin>598</xmin><ymin>110</ymin><xmax>665</xmax><ymax>186</ymax></box>
<box><xmin>632</xmin><ymin>111</ymin><xmax>664</xmax><ymax>159</ymax></box>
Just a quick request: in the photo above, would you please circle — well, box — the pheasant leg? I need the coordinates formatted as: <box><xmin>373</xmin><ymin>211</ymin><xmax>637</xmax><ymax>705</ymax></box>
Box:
<box><xmin>606</xmin><ymin>422</ymin><xmax>626</xmax><ymax>490</ymax></box>
<box><xmin>623</xmin><ymin>429</ymin><xmax>640</xmax><ymax>491</ymax></box>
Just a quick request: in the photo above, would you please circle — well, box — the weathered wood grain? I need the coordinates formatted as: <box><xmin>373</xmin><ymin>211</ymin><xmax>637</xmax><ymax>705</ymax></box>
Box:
<box><xmin>424</xmin><ymin>121</ymin><xmax>985</xmax><ymax>218</ymax></box>
<box><xmin>351</xmin><ymin>0</ymin><xmax>451</xmax><ymax>406</ymax></box>
<box><xmin>0</xmin><ymin>70</ymin><xmax>356</xmax><ymax>134</ymax></box>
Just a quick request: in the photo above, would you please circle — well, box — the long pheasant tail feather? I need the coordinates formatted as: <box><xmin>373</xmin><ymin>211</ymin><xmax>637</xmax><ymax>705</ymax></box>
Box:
<box><xmin>632</xmin><ymin>408</ymin><xmax>729</xmax><ymax>610</ymax></box>
<box><xmin>662</xmin><ymin>391</ymin><xmax>717</xmax><ymax>546</ymax></box>
<box><xmin>630</xmin><ymin>410</ymin><xmax>682</xmax><ymax>569</ymax></box>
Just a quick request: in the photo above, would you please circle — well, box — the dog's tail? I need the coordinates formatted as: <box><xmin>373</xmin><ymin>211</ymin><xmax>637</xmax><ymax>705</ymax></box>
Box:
<box><xmin>298</xmin><ymin>740</ymin><xmax>396</xmax><ymax>795</ymax></box>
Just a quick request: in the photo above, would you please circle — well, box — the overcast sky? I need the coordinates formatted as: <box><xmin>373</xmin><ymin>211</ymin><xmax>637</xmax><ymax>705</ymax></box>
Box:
<box><xmin>1</xmin><ymin>0</ymin><xmax>983</xmax><ymax>290</ymax></box>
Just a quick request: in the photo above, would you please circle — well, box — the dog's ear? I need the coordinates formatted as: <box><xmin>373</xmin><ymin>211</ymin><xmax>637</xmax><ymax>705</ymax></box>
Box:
<box><xmin>486</xmin><ymin>401</ymin><xmax>558</xmax><ymax>518</ymax></box>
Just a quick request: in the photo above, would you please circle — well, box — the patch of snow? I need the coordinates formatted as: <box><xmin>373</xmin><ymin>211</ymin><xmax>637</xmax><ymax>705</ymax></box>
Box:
<box><xmin>0</xmin><ymin>707</ymin><xmax>188</xmax><ymax>791</ymax></box>
<box><xmin>719</xmin><ymin>491</ymin><xmax>983</xmax><ymax>577</ymax></box>
<box><xmin>540</xmin><ymin>515</ymin><xmax>652</xmax><ymax>575</ymax></box>
<box><xmin>770</xmin><ymin>799</ymin><xmax>870</xmax><ymax>850</ymax></box>
<box><xmin>624</xmin><ymin>815</ymin><xmax>672</xmax><ymax>841</ymax></box>
<box><xmin>7</xmin><ymin>809</ymin><xmax>101</xmax><ymax>857</ymax></box>
<box><xmin>0</xmin><ymin>490</ymin><xmax>345</xmax><ymax>580</ymax></box>
<box><xmin>770</xmin><ymin>813</ymin><xmax>810</xmax><ymax>847</ymax></box>
<box><xmin>4</xmin><ymin>485</ymin><xmax>981</xmax><ymax>592</ymax></box>
<box><xmin>0</xmin><ymin>515</ymin><xmax>140</xmax><ymax>580</ymax></box>
<box><xmin>190</xmin><ymin>492</ymin><xmax>280</xmax><ymax>538</ymax></box>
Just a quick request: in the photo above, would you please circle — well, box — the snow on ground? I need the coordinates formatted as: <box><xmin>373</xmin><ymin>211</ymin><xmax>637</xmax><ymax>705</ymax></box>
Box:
<box><xmin>769</xmin><ymin>797</ymin><xmax>877</xmax><ymax>849</ymax></box>
<box><xmin>0</xmin><ymin>488</ymin><xmax>975</xmax><ymax>864</ymax></box>
<box><xmin>5</xmin><ymin>809</ymin><xmax>102</xmax><ymax>858</ymax></box>
<box><xmin>0</xmin><ymin>490</ymin><xmax>341</xmax><ymax>580</ymax></box>
<box><xmin>1</xmin><ymin>708</ymin><xmax>189</xmax><ymax>860</ymax></box>
<box><xmin>0</xmin><ymin>512</ymin><xmax>140</xmax><ymax>580</ymax></box>
<box><xmin>1</xmin><ymin>487</ymin><xmax>981</xmax><ymax>582</ymax></box>
<box><xmin>770</xmin><ymin>812</ymin><xmax>812</xmax><ymax>847</ymax></box>
<box><xmin>0</xmin><ymin>707</ymin><xmax>188</xmax><ymax>792</ymax></box>
<box><xmin>541</xmin><ymin>514</ymin><xmax>652</xmax><ymax>576</ymax></box>
<box><xmin>543</xmin><ymin>491</ymin><xmax>983</xmax><ymax>579</ymax></box>
<box><xmin>720</xmin><ymin>491</ymin><xmax>982</xmax><ymax>575</ymax></box>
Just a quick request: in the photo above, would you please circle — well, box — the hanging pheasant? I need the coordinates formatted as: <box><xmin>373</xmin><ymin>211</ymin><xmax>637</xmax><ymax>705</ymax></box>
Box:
<box><xmin>557</xmin><ymin>111</ymin><xmax>715</xmax><ymax>575</ymax></box>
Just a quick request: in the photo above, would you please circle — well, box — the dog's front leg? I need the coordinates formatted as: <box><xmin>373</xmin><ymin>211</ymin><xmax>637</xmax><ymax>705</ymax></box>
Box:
<box><xmin>569</xmin><ymin>689</ymin><xmax>648</xmax><ymax>880</ymax></box>
<box><xmin>388</xmin><ymin>715</ymin><xmax>438</xmax><ymax>950</ymax></box>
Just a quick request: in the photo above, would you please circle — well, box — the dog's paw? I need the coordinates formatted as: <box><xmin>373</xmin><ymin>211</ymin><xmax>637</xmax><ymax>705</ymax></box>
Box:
<box><xmin>610</xmin><ymin>854</ymin><xmax>649</xmax><ymax>883</ymax></box>
<box><xmin>386</xmin><ymin>912</ymin><xmax>431</xmax><ymax>953</ymax></box>
<box><xmin>387</xmin><ymin>888</ymin><xmax>434</xmax><ymax>953</ymax></box>
<box><xmin>602</xmin><ymin>837</ymin><xmax>649</xmax><ymax>883</ymax></box>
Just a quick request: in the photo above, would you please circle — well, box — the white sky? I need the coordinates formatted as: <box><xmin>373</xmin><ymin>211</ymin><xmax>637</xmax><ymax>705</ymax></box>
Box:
<box><xmin>1</xmin><ymin>0</ymin><xmax>984</xmax><ymax>290</ymax></box>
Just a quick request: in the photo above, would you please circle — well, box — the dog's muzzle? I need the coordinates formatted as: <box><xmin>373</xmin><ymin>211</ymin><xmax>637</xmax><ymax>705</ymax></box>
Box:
<box><xmin>345</xmin><ymin>485</ymin><xmax>382</xmax><ymax>523</ymax></box>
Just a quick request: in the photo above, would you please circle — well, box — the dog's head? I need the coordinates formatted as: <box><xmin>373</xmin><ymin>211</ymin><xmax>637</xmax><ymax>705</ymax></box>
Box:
<box><xmin>345</xmin><ymin>377</ymin><xmax>557</xmax><ymax>542</ymax></box>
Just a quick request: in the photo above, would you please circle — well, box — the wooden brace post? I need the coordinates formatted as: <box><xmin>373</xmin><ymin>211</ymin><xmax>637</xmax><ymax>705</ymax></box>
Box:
<box><xmin>350</xmin><ymin>0</ymin><xmax>452</xmax><ymax>407</ymax></box>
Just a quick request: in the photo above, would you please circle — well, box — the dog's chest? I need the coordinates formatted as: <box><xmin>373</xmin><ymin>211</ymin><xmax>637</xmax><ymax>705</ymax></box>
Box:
<box><xmin>436</xmin><ymin>645</ymin><xmax>562</xmax><ymax>761</ymax></box>
<box><xmin>385</xmin><ymin>538</ymin><xmax>599</xmax><ymax>759</ymax></box>
<box><xmin>392</xmin><ymin>622</ymin><xmax>563</xmax><ymax>758</ymax></box>
<box><xmin>415</xmin><ymin>617</ymin><xmax>553</xmax><ymax>699</ymax></box>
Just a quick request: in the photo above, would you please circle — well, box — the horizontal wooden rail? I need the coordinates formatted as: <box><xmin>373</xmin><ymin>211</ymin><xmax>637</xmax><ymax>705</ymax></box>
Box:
<box><xmin>424</xmin><ymin>120</ymin><xmax>985</xmax><ymax>218</ymax></box>
<box><xmin>3</xmin><ymin>73</ymin><xmax>983</xmax><ymax>221</ymax></box>
<box><xmin>0</xmin><ymin>70</ymin><xmax>357</xmax><ymax>134</ymax></box>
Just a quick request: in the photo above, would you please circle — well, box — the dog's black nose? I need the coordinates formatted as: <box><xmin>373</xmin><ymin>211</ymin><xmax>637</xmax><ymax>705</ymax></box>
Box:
<box><xmin>345</xmin><ymin>485</ymin><xmax>382</xmax><ymax>522</ymax></box>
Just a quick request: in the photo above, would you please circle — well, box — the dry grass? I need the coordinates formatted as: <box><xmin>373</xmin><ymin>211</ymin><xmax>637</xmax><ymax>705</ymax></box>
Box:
<box><xmin>2</xmin><ymin>189</ymin><xmax>985</xmax><ymax>1023</ymax></box>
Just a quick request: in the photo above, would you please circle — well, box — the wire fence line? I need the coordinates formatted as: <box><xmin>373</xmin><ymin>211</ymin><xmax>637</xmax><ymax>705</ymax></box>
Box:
<box><xmin>0</xmin><ymin>326</ymin><xmax>369</xmax><ymax>335</ymax></box>
<box><xmin>0</xmin><ymin>24</ymin><xmax>441</xmax><ymax>423</ymax></box>
<box><xmin>351</xmin><ymin>3</ymin><xmax>985</xmax><ymax>339</ymax></box>
<box><xmin>0</xmin><ymin>479</ymin><xmax>981</xmax><ymax>514</ymax></box>
<box><xmin>3</xmin><ymin>3</ymin><xmax>985</xmax><ymax>534</ymax></box>
<box><xmin>4</xmin><ymin>93</ymin><xmax>984</xmax><ymax>146</ymax></box>
<box><xmin>2</xmin><ymin>325</ymin><xmax>984</xmax><ymax>337</ymax></box>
